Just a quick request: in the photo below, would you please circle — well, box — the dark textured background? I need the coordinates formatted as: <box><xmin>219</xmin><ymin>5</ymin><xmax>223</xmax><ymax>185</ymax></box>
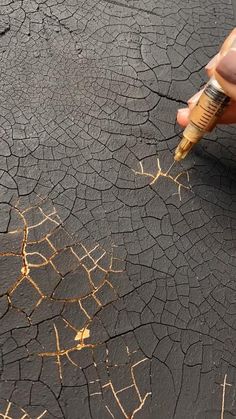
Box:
<box><xmin>0</xmin><ymin>1</ymin><xmax>236</xmax><ymax>418</ymax></box>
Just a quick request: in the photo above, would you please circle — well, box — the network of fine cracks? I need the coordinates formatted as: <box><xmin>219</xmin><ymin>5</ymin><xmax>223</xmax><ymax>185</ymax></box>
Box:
<box><xmin>0</xmin><ymin>400</ymin><xmax>47</xmax><ymax>419</ymax></box>
<box><xmin>1</xmin><ymin>199</ymin><xmax>122</xmax><ymax>313</ymax></box>
<box><xmin>0</xmin><ymin>199</ymin><xmax>151</xmax><ymax>417</ymax></box>
<box><xmin>90</xmin><ymin>346</ymin><xmax>151</xmax><ymax>419</ymax></box>
<box><xmin>133</xmin><ymin>157</ymin><xmax>191</xmax><ymax>201</ymax></box>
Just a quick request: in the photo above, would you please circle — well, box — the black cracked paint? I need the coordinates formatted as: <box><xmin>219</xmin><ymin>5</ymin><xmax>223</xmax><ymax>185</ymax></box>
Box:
<box><xmin>0</xmin><ymin>1</ymin><xmax>236</xmax><ymax>418</ymax></box>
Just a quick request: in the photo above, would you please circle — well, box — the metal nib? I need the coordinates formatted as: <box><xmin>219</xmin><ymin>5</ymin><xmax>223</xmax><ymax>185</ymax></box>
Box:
<box><xmin>174</xmin><ymin>148</ymin><xmax>185</xmax><ymax>161</ymax></box>
<box><xmin>174</xmin><ymin>136</ymin><xmax>194</xmax><ymax>161</ymax></box>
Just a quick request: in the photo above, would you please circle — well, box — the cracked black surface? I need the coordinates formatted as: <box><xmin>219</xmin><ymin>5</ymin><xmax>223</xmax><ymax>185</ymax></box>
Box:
<box><xmin>0</xmin><ymin>1</ymin><xmax>236</xmax><ymax>418</ymax></box>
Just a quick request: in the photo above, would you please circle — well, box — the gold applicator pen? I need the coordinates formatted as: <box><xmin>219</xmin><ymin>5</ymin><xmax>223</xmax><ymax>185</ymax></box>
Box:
<box><xmin>174</xmin><ymin>77</ymin><xmax>231</xmax><ymax>161</ymax></box>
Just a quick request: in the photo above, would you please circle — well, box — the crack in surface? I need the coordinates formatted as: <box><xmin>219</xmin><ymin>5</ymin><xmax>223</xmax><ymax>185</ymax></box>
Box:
<box><xmin>133</xmin><ymin>157</ymin><xmax>191</xmax><ymax>201</ymax></box>
<box><xmin>0</xmin><ymin>0</ymin><xmax>235</xmax><ymax>417</ymax></box>
<box><xmin>0</xmin><ymin>400</ymin><xmax>47</xmax><ymax>419</ymax></box>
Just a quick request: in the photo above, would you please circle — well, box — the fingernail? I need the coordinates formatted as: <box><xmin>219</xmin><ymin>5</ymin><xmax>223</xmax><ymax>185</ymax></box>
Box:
<box><xmin>177</xmin><ymin>108</ymin><xmax>187</xmax><ymax>115</ymax></box>
<box><xmin>205</xmin><ymin>54</ymin><xmax>218</xmax><ymax>71</ymax></box>
<box><xmin>216</xmin><ymin>50</ymin><xmax>236</xmax><ymax>84</ymax></box>
<box><xmin>177</xmin><ymin>108</ymin><xmax>188</xmax><ymax>122</ymax></box>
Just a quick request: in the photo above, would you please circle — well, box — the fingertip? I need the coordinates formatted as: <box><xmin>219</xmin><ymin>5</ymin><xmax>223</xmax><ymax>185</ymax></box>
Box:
<box><xmin>205</xmin><ymin>53</ymin><xmax>220</xmax><ymax>76</ymax></box>
<box><xmin>206</xmin><ymin>67</ymin><xmax>214</xmax><ymax>78</ymax></box>
<box><xmin>177</xmin><ymin>108</ymin><xmax>189</xmax><ymax>127</ymax></box>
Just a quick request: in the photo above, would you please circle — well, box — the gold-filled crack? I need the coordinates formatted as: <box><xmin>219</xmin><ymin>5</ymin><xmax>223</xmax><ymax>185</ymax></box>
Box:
<box><xmin>1</xmin><ymin>201</ymin><xmax>122</xmax><ymax>315</ymax></box>
<box><xmin>0</xmin><ymin>199</ymin><xmax>150</xmax><ymax>419</ymax></box>
<box><xmin>220</xmin><ymin>374</ymin><xmax>232</xmax><ymax>419</ymax></box>
<box><xmin>92</xmin><ymin>357</ymin><xmax>151</xmax><ymax>419</ymax></box>
<box><xmin>39</xmin><ymin>321</ymin><xmax>97</xmax><ymax>381</ymax></box>
<box><xmin>133</xmin><ymin>157</ymin><xmax>191</xmax><ymax>201</ymax></box>
<box><xmin>0</xmin><ymin>400</ymin><xmax>47</xmax><ymax>419</ymax></box>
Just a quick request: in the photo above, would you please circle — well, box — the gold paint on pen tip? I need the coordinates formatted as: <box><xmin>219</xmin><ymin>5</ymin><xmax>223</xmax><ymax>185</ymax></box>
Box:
<box><xmin>174</xmin><ymin>77</ymin><xmax>230</xmax><ymax>161</ymax></box>
<box><xmin>174</xmin><ymin>136</ymin><xmax>195</xmax><ymax>161</ymax></box>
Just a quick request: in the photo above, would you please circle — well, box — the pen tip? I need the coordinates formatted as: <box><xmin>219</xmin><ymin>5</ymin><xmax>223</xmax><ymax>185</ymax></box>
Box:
<box><xmin>174</xmin><ymin>151</ymin><xmax>183</xmax><ymax>161</ymax></box>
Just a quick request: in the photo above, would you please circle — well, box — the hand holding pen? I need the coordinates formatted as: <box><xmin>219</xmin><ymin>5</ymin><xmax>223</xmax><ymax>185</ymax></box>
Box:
<box><xmin>175</xmin><ymin>28</ymin><xmax>236</xmax><ymax>161</ymax></box>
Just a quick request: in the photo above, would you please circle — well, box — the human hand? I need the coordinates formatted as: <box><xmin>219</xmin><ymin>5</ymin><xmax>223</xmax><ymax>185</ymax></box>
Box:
<box><xmin>177</xmin><ymin>28</ymin><xmax>236</xmax><ymax>128</ymax></box>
